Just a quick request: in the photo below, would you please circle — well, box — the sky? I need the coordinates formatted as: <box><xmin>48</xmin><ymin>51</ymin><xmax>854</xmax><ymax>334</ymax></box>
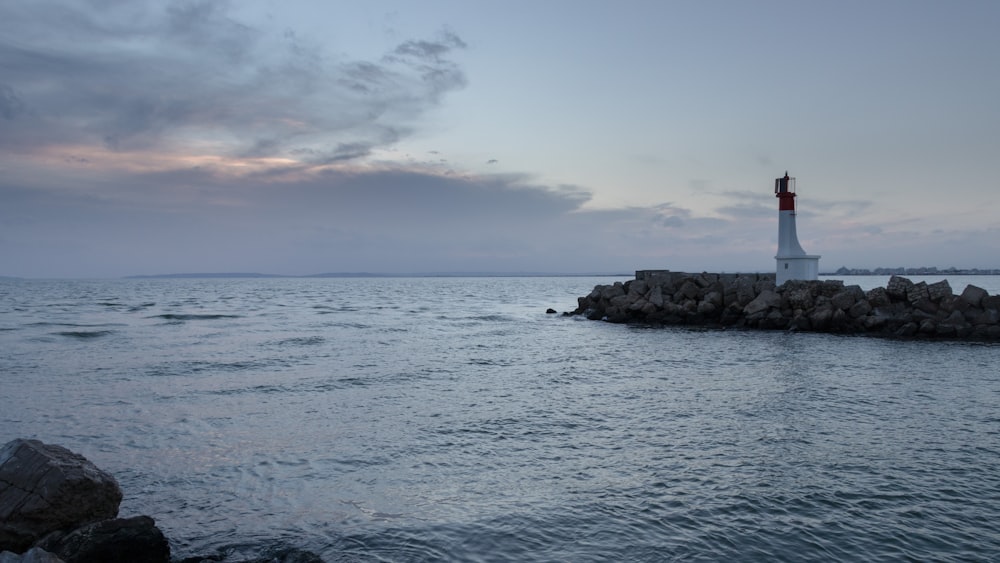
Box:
<box><xmin>1</xmin><ymin>0</ymin><xmax>998</xmax><ymax>278</ymax></box>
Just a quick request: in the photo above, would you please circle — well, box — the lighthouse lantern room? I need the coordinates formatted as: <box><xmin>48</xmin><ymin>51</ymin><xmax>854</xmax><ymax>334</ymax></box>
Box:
<box><xmin>774</xmin><ymin>172</ymin><xmax>820</xmax><ymax>285</ymax></box>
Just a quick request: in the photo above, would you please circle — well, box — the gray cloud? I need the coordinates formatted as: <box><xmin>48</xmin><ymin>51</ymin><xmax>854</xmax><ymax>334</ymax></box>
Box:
<box><xmin>0</xmin><ymin>84</ymin><xmax>26</xmax><ymax>119</ymax></box>
<box><xmin>0</xmin><ymin>158</ymin><xmax>780</xmax><ymax>277</ymax></box>
<box><xmin>0</xmin><ymin>1</ymin><xmax>466</xmax><ymax>158</ymax></box>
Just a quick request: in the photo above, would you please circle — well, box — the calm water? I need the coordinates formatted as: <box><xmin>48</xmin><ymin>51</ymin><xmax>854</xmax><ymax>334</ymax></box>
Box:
<box><xmin>1</xmin><ymin>276</ymin><xmax>999</xmax><ymax>562</ymax></box>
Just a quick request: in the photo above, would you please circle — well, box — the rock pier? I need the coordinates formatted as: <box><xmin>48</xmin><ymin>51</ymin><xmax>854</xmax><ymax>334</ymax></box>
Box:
<box><xmin>568</xmin><ymin>270</ymin><xmax>1000</xmax><ymax>340</ymax></box>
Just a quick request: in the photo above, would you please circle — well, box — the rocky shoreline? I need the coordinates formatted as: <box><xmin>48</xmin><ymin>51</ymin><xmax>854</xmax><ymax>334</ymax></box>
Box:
<box><xmin>566</xmin><ymin>271</ymin><xmax>1000</xmax><ymax>340</ymax></box>
<box><xmin>0</xmin><ymin>439</ymin><xmax>322</xmax><ymax>563</ymax></box>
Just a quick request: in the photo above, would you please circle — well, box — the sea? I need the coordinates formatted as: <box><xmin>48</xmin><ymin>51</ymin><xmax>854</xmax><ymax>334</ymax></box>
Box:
<box><xmin>1</xmin><ymin>275</ymin><xmax>999</xmax><ymax>562</ymax></box>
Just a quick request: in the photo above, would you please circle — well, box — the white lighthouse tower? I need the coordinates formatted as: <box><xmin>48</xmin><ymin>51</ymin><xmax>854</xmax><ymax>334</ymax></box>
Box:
<box><xmin>774</xmin><ymin>172</ymin><xmax>820</xmax><ymax>285</ymax></box>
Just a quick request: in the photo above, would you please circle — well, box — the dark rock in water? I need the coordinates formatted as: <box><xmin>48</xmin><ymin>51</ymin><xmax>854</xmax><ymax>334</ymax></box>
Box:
<box><xmin>35</xmin><ymin>516</ymin><xmax>168</xmax><ymax>563</ymax></box>
<box><xmin>886</xmin><ymin>275</ymin><xmax>913</xmax><ymax>300</ymax></box>
<box><xmin>0</xmin><ymin>440</ymin><xmax>122</xmax><ymax>553</ymax></box>
<box><xmin>545</xmin><ymin>308</ymin><xmax>557</xmax><ymax>314</ymax></box>
<box><xmin>927</xmin><ymin>279</ymin><xmax>953</xmax><ymax>302</ymax></box>
<box><xmin>961</xmin><ymin>284</ymin><xmax>988</xmax><ymax>307</ymax></box>
<box><xmin>0</xmin><ymin>547</ymin><xmax>66</xmax><ymax>562</ymax></box>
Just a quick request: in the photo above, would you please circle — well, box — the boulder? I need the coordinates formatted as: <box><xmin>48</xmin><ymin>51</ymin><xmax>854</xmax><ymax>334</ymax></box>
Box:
<box><xmin>626</xmin><ymin>279</ymin><xmax>648</xmax><ymax>296</ymax></box>
<box><xmin>646</xmin><ymin>285</ymin><xmax>664</xmax><ymax>308</ymax></box>
<box><xmin>816</xmin><ymin>280</ymin><xmax>845</xmax><ymax>298</ymax></box>
<box><xmin>866</xmin><ymin>287</ymin><xmax>891</xmax><ymax>308</ymax></box>
<box><xmin>927</xmin><ymin>280</ymin><xmax>953</xmax><ymax>302</ymax></box>
<box><xmin>702</xmin><ymin>291</ymin><xmax>723</xmax><ymax>308</ymax></box>
<box><xmin>35</xmin><ymin>516</ymin><xmax>168</xmax><ymax>563</ymax></box>
<box><xmin>830</xmin><ymin>289</ymin><xmax>858</xmax><ymax>311</ymax></box>
<box><xmin>886</xmin><ymin>276</ymin><xmax>913</xmax><ymax>301</ymax></box>
<box><xmin>907</xmin><ymin>282</ymin><xmax>930</xmax><ymax>305</ymax></box>
<box><xmin>675</xmin><ymin>280</ymin><xmax>700</xmax><ymax>301</ymax></box>
<box><xmin>696</xmin><ymin>301</ymin><xmax>717</xmax><ymax>316</ymax></box>
<box><xmin>809</xmin><ymin>306</ymin><xmax>833</xmax><ymax>331</ymax></box>
<box><xmin>600</xmin><ymin>283</ymin><xmax>625</xmax><ymax>301</ymax></box>
<box><xmin>744</xmin><ymin>290</ymin><xmax>782</xmax><ymax>316</ymax></box>
<box><xmin>0</xmin><ymin>440</ymin><xmax>122</xmax><ymax>553</ymax></box>
<box><xmin>785</xmin><ymin>287</ymin><xmax>815</xmax><ymax>310</ymax></box>
<box><xmin>960</xmin><ymin>285</ymin><xmax>988</xmax><ymax>308</ymax></box>
<box><xmin>848</xmin><ymin>300</ymin><xmax>872</xmax><ymax>319</ymax></box>
<box><xmin>912</xmin><ymin>298</ymin><xmax>939</xmax><ymax>315</ymax></box>
<box><xmin>735</xmin><ymin>276</ymin><xmax>757</xmax><ymax>306</ymax></box>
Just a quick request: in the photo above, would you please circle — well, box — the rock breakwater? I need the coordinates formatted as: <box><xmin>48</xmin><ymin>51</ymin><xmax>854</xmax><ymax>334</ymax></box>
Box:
<box><xmin>569</xmin><ymin>270</ymin><xmax>1000</xmax><ymax>340</ymax></box>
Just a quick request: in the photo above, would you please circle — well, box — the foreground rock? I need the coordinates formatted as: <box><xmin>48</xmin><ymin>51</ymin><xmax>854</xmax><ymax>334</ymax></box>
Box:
<box><xmin>1</xmin><ymin>439</ymin><xmax>325</xmax><ymax>562</ymax></box>
<box><xmin>36</xmin><ymin>516</ymin><xmax>169</xmax><ymax>563</ymax></box>
<box><xmin>0</xmin><ymin>439</ymin><xmax>169</xmax><ymax>562</ymax></box>
<box><xmin>569</xmin><ymin>271</ymin><xmax>1000</xmax><ymax>340</ymax></box>
<box><xmin>0</xmin><ymin>440</ymin><xmax>122</xmax><ymax>553</ymax></box>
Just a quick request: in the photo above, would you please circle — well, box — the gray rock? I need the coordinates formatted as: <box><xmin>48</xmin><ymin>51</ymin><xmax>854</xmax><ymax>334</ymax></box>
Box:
<box><xmin>702</xmin><ymin>291</ymin><xmax>723</xmax><ymax>307</ymax></box>
<box><xmin>960</xmin><ymin>284</ymin><xmax>988</xmax><ymax>308</ymax></box>
<box><xmin>809</xmin><ymin>306</ymin><xmax>833</xmax><ymax>331</ymax></box>
<box><xmin>646</xmin><ymin>285</ymin><xmax>664</xmax><ymax>308</ymax></box>
<box><xmin>831</xmin><ymin>290</ymin><xmax>858</xmax><ymax>311</ymax></box>
<box><xmin>0</xmin><ymin>440</ymin><xmax>122</xmax><ymax>553</ymax></box>
<box><xmin>912</xmin><ymin>298</ymin><xmax>939</xmax><ymax>315</ymax></box>
<box><xmin>675</xmin><ymin>280</ymin><xmax>700</xmax><ymax>301</ymax></box>
<box><xmin>866</xmin><ymin>287</ymin><xmax>891</xmax><ymax>307</ymax></box>
<box><xmin>600</xmin><ymin>283</ymin><xmax>625</xmax><ymax>301</ymax></box>
<box><xmin>927</xmin><ymin>280</ymin><xmax>953</xmax><ymax>302</ymax></box>
<box><xmin>886</xmin><ymin>276</ymin><xmax>913</xmax><ymax>300</ymax></box>
<box><xmin>697</xmin><ymin>301</ymin><xmax>717</xmax><ymax>315</ymax></box>
<box><xmin>36</xmin><ymin>516</ymin><xmax>168</xmax><ymax>563</ymax></box>
<box><xmin>744</xmin><ymin>290</ymin><xmax>781</xmax><ymax>316</ymax></box>
<box><xmin>735</xmin><ymin>276</ymin><xmax>757</xmax><ymax>306</ymax></box>
<box><xmin>627</xmin><ymin>280</ymin><xmax>648</xmax><ymax>296</ymax></box>
<box><xmin>907</xmin><ymin>282</ymin><xmax>930</xmax><ymax>305</ymax></box>
<box><xmin>848</xmin><ymin>300</ymin><xmax>872</xmax><ymax>319</ymax></box>
<box><xmin>785</xmin><ymin>287</ymin><xmax>815</xmax><ymax>310</ymax></box>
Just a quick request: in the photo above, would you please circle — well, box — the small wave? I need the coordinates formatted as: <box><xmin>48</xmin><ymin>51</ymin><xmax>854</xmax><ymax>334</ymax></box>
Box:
<box><xmin>54</xmin><ymin>330</ymin><xmax>115</xmax><ymax>339</ymax></box>
<box><xmin>470</xmin><ymin>314</ymin><xmax>515</xmax><ymax>322</ymax></box>
<box><xmin>276</xmin><ymin>336</ymin><xmax>325</xmax><ymax>346</ymax></box>
<box><xmin>151</xmin><ymin>313</ymin><xmax>241</xmax><ymax>321</ymax></box>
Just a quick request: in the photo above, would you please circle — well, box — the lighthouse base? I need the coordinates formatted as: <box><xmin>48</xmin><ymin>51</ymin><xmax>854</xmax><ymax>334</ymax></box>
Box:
<box><xmin>776</xmin><ymin>255</ymin><xmax>821</xmax><ymax>286</ymax></box>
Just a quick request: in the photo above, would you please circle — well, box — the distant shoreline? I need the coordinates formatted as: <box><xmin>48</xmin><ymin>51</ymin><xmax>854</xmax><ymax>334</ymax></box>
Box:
<box><xmin>824</xmin><ymin>268</ymin><xmax>1000</xmax><ymax>276</ymax></box>
<box><xmin>122</xmin><ymin>272</ymin><xmax>634</xmax><ymax>279</ymax></box>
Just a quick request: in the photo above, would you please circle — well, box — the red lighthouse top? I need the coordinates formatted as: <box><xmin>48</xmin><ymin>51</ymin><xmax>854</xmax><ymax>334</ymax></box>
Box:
<box><xmin>775</xmin><ymin>171</ymin><xmax>796</xmax><ymax>211</ymax></box>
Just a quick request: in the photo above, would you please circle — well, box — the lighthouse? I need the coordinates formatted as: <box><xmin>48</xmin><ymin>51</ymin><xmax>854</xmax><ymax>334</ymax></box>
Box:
<box><xmin>774</xmin><ymin>172</ymin><xmax>820</xmax><ymax>285</ymax></box>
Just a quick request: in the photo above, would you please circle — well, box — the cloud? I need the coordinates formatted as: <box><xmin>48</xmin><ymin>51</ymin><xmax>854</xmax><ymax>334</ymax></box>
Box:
<box><xmin>0</xmin><ymin>155</ymin><xmax>782</xmax><ymax>277</ymax></box>
<box><xmin>0</xmin><ymin>1</ymin><xmax>466</xmax><ymax>161</ymax></box>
